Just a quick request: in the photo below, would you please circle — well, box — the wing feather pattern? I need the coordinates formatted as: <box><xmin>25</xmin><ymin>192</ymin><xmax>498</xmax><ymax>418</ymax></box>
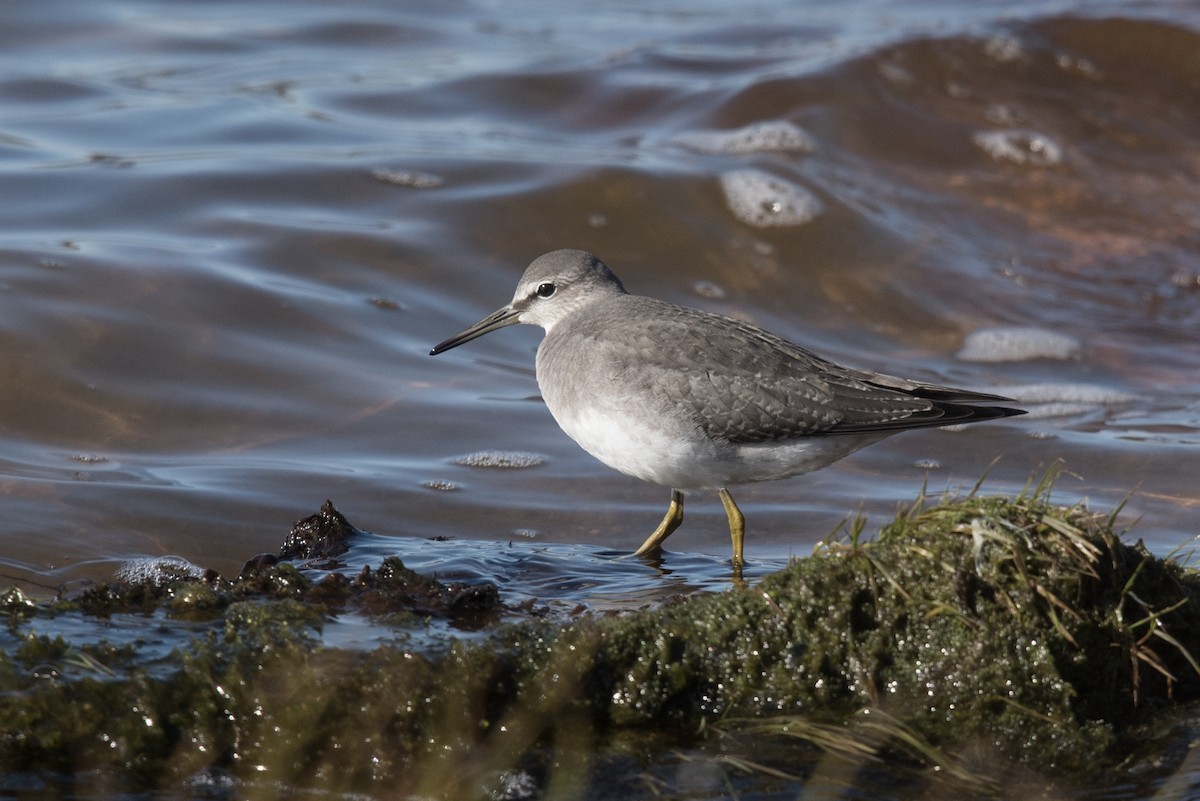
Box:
<box><xmin>577</xmin><ymin>296</ymin><xmax>1021</xmax><ymax>444</ymax></box>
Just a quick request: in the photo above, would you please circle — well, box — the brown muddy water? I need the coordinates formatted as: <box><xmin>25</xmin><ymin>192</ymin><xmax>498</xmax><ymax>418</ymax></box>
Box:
<box><xmin>1</xmin><ymin>0</ymin><xmax>1199</xmax><ymax>798</ymax></box>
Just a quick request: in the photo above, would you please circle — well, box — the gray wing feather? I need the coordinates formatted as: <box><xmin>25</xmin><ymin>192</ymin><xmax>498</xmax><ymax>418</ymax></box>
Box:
<box><xmin>586</xmin><ymin>296</ymin><xmax>1019</xmax><ymax>444</ymax></box>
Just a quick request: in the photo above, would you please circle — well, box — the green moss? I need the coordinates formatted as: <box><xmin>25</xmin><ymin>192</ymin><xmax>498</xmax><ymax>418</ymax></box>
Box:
<box><xmin>1</xmin><ymin>490</ymin><xmax>1197</xmax><ymax>797</ymax></box>
<box><xmin>503</xmin><ymin>488</ymin><xmax>1200</xmax><ymax>775</ymax></box>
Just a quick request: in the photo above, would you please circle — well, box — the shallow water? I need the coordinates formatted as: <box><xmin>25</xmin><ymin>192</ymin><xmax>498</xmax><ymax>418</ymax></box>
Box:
<box><xmin>2</xmin><ymin>0</ymin><xmax>1200</xmax><ymax>794</ymax></box>
<box><xmin>4</xmin><ymin>1</ymin><xmax>1200</xmax><ymax>573</ymax></box>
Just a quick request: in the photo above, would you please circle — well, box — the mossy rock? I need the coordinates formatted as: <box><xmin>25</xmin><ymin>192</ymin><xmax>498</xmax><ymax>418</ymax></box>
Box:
<box><xmin>0</xmin><ymin>490</ymin><xmax>1197</xmax><ymax>798</ymax></box>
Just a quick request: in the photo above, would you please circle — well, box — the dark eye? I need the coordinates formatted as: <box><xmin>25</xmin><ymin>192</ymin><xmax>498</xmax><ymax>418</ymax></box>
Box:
<box><xmin>535</xmin><ymin>282</ymin><xmax>556</xmax><ymax>298</ymax></box>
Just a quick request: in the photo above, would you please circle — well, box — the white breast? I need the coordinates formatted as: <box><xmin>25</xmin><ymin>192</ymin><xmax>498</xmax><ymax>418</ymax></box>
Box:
<box><xmin>543</xmin><ymin>400</ymin><xmax>718</xmax><ymax>487</ymax></box>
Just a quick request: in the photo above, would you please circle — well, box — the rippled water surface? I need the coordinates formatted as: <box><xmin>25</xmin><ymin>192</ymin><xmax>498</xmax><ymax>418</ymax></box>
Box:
<box><xmin>3</xmin><ymin>0</ymin><xmax>1199</xmax><ymax>575</ymax></box>
<box><xmin>4</xmin><ymin>0</ymin><xmax>1200</xmax><ymax>590</ymax></box>
<box><xmin>2</xmin><ymin>1</ymin><xmax>1200</xmax><ymax>791</ymax></box>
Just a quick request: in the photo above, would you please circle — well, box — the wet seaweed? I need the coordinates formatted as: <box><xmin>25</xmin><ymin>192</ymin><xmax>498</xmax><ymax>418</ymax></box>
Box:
<box><xmin>1</xmin><ymin>484</ymin><xmax>1198</xmax><ymax>799</ymax></box>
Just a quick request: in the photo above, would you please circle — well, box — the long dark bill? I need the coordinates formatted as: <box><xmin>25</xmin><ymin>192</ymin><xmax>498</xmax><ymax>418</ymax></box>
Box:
<box><xmin>429</xmin><ymin>305</ymin><xmax>521</xmax><ymax>355</ymax></box>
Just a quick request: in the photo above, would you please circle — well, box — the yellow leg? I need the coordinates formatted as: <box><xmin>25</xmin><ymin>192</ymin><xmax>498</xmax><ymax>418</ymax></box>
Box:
<box><xmin>718</xmin><ymin>488</ymin><xmax>745</xmax><ymax>567</ymax></box>
<box><xmin>634</xmin><ymin>489</ymin><xmax>684</xmax><ymax>556</ymax></box>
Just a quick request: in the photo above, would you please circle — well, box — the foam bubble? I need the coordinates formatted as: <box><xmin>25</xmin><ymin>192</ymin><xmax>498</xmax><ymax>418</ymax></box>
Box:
<box><xmin>957</xmin><ymin>326</ymin><xmax>1081</xmax><ymax>362</ymax></box>
<box><xmin>673</xmin><ymin>120</ymin><xmax>816</xmax><ymax>155</ymax></box>
<box><xmin>371</xmin><ymin>168</ymin><xmax>444</xmax><ymax>189</ymax></box>
<box><xmin>719</xmin><ymin>169</ymin><xmax>823</xmax><ymax>228</ymax></box>
<box><xmin>453</xmin><ymin>450</ymin><xmax>546</xmax><ymax>469</ymax></box>
<box><xmin>1006</xmin><ymin>383</ymin><xmax>1136</xmax><ymax>405</ymax></box>
<box><xmin>878</xmin><ymin>61</ymin><xmax>914</xmax><ymax>86</ymax></box>
<box><xmin>1002</xmin><ymin>383</ymin><xmax>1137</xmax><ymax>419</ymax></box>
<box><xmin>115</xmin><ymin>556</ymin><xmax>207</xmax><ymax>586</ymax></box>
<box><xmin>690</xmin><ymin>279</ymin><xmax>727</xmax><ymax>300</ymax></box>
<box><xmin>973</xmin><ymin>129</ymin><xmax>1063</xmax><ymax>166</ymax></box>
<box><xmin>983</xmin><ymin>36</ymin><xmax>1023</xmax><ymax>63</ymax></box>
<box><xmin>985</xmin><ymin>104</ymin><xmax>1023</xmax><ymax>126</ymax></box>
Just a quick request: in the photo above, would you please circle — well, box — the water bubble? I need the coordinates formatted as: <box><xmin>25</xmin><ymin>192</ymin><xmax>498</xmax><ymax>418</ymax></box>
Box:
<box><xmin>719</xmin><ymin>169</ymin><xmax>823</xmax><ymax>228</ymax></box>
<box><xmin>371</xmin><ymin>168</ymin><xmax>444</xmax><ymax>189</ymax></box>
<box><xmin>877</xmin><ymin>61</ymin><xmax>914</xmax><ymax>86</ymax></box>
<box><xmin>453</xmin><ymin>450</ymin><xmax>545</xmax><ymax>469</ymax></box>
<box><xmin>690</xmin><ymin>280</ymin><xmax>727</xmax><ymax>300</ymax></box>
<box><xmin>946</xmin><ymin>81</ymin><xmax>972</xmax><ymax>100</ymax></box>
<box><xmin>1007</xmin><ymin>383</ymin><xmax>1136</xmax><ymax>405</ymax></box>
<box><xmin>985</xmin><ymin>104</ymin><xmax>1023</xmax><ymax>127</ymax></box>
<box><xmin>1170</xmin><ymin>270</ymin><xmax>1200</xmax><ymax>289</ymax></box>
<box><xmin>673</xmin><ymin>120</ymin><xmax>816</xmax><ymax>155</ymax></box>
<box><xmin>957</xmin><ymin>326</ymin><xmax>1081</xmax><ymax>362</ymax></box>
<box><xmin>1056</xmin><ymin>53</ymin><xmax>1100</xmax><ymax>78</ymax></box>
<box><xmin>1002</xmin><ymin>383</ymin><xmax>1137</xmax><ymax>419</ymax></box>
<box><xmin>983</xmin><ymin>36</ymin><xmax>1022</xmax><ymax>62</ymax></box>
<box><xmin>422</xmin><ymin>480</ymin><xmax>460</xmax><ymax>492</ymax></box>
<box><xmin>369</xmin><ymin>296</ymin><xmax>402</xmax><ymax>311</ymax></box>
<box><xmin>973</xmin><ymin>129</ymin><xmax>1063</xmax><ymax>167</ymax></box>
<box><xmin>115</xmin><ymin>556</ymin><xmax>207</xmax><ymax>586</ymax></box>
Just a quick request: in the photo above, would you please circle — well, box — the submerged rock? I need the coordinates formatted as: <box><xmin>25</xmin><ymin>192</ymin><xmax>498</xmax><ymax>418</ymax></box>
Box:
<box><xmin>0</xmin><ymin>490</ymin><xmax>1197</xmax><ymax>798</ymax></box>
<box><xmin>61</xmin><ymin>501</ymin><xmax>503</xmax><ymax>627</ymax></box>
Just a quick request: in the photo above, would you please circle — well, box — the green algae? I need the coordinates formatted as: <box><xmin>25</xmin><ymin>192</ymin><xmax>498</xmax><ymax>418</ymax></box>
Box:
<box><xmin>1</xmin><ymin>490</ymin><xmax>1198</xmax><ymax>799</ymax></box>
<box><xmin>45</xmin><ymin>554</ymin><xmax>501</xmax><ymax>628</ymax></box>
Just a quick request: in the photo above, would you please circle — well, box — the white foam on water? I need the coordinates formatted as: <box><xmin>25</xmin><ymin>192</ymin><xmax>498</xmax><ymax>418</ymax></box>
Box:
<box><xmin>983</xmin><ymin>36</ymin><xmax>1023</xmax><ymax>62</ymax></box>
<box><xmin>1007</xmin><ymin>383</ymin><xmax>1136</xmax><ymax>405</ymax></box>
<box><xmin>115</xmin><ymin>556</ymin><xmax>207</xmax><ymax>586</ymax></box>
<box><xmin>690</xmin><ymin>279</ymin><xmax>727</xmax><ymax>300</ymax></box>
<box><xmin>371</xmin><ymin>168</ymin><xmax>445</xmax><ymax>188</ymax></box>
<box><xmin>673</xmin><ymin>120</ymin><xmax>816</xmax><ymax>155</ymax></box>
<box><xmin>958</xmin><ymin>326</ymin><xmax>1081</xmax><ymax>362</ymax></box>
<box><xmin>973</xmin><ymin>129</ymin><xmax>1063</xmax><ymax>166</ymax></box>
<box><xmin>719</xmin><ymin>169</ymin><xmax>823</xmax><ymax>228</ymax></box>
<box><xmin>453</xmin><ymin>450</ymin><xmax>546</xmax><ymax>469</ymax></box>
<box><xmin>1004</xmin><ymin>382</ymin><xmax>1137</xmax><ymax>419</ymax></box>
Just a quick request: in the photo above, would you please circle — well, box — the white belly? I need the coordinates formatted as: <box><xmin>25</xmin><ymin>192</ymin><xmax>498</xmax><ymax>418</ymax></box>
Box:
<box><xmin>549</xmin><ymin>403</ymin><xmax>725</xmax><ymax>489</ymax></box>
<box><xmin>545</xmin><ymin>401</ymin><xmax>889</xmax><ymax>491</ymax></box>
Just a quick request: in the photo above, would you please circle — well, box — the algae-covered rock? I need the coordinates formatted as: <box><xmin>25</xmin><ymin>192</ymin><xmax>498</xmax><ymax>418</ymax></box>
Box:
<box><xmin>499</xmin><ymin>492</ymin><xmax>1199</xmax><ymax>774</ymax></box>
<box><xmin>1</xmin><ymin>492</ymin><xmax>1197</xmax><ymax>798</ymax></box>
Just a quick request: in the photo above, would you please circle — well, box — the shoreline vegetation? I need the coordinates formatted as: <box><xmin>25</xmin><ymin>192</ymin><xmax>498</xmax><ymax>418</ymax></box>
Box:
<box><xmin>2</xmin><ymin>476</ymin><xmax>1199</xmax><ymax>799</ymax></box>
